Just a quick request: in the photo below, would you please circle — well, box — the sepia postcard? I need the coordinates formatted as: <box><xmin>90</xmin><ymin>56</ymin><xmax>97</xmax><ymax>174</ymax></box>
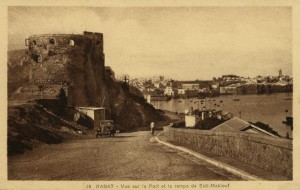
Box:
<box><xmin>1</xmin><ymin>0</ymin><xmax>300</xmax><ymax>190</ymax></box>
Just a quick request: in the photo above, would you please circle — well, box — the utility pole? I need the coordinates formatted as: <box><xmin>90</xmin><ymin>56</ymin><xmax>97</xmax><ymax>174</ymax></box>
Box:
<box><xmin>123</xmin><ymin>74</ymin><xmax>130</xmax><ymax>84</ymax></box>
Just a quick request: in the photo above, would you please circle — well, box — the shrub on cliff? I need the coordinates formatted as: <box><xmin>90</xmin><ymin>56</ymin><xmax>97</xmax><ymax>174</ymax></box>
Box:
<box><xmin>105</xmin><ymin>73</ymin><xmax>166</xmax><ymax>131</ymax></box>
<box><xmin>250</xmin><ymin>121</ymin><xmax>281</xmax><ymax>137</ymax></box>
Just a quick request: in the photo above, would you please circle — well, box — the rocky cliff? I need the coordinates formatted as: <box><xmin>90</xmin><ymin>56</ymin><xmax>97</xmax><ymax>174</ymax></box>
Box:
<box><xmin>8</xmin><ymin>31</ymin><xmax>165</xmax><ymax>131</ymax></box>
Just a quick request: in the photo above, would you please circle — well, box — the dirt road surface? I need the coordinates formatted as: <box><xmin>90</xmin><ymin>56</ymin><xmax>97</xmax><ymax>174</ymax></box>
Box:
<box><xmin>8</xmin><ymin>131</ymin><xmax>241</xmax><ymax>180</ymax></box>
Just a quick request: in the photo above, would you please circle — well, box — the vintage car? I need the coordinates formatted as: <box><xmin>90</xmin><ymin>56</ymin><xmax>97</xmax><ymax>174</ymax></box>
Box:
<box><xmin>96</xmin><ymin>120</ymin><xmax>116</xmax><ymax>138</ymax></box>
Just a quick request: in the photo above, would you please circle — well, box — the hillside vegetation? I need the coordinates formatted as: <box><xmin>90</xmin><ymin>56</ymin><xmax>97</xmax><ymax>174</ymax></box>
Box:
<box><xmin>8</xmin><ymin>102</ymin><xmax>85</xmax><ymax>155</ymax></box>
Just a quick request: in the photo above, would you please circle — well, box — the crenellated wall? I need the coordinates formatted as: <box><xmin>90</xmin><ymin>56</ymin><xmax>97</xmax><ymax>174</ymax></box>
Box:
<box><xmin>26</xmin><ymin>32</ymin><xmax>105</xmax><ymax>83</ymax></box>
<box><xmin>164</xmin><ymin>126</ymin><xmax>293</xmax><ymax>179</ymax></box>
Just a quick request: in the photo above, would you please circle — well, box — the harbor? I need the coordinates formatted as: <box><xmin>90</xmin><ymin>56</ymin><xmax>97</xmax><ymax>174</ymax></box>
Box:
<box><xmin>151</xmin><ymin>93</ymin><xmax>292</xmax><ymax>137</ymax></box>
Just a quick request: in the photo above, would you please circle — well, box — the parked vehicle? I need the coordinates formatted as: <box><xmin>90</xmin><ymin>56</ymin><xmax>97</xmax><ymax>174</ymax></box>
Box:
<box><xmin>96</xmin><ymin>120</ymin><xmax>116</xmax><ymax>138</ymax></box>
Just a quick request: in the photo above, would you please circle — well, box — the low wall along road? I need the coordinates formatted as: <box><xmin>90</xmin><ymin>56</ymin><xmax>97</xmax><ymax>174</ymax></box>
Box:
<box><xmin>163</xmin><ymin>125</ymin><xmax>292</xmax><ymax>178</ymax></box>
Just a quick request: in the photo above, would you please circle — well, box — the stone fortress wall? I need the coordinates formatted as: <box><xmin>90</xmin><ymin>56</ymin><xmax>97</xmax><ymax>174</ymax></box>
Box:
<box><xmin>24</xmin><ymin>31</ymin><xmax>107</xmax><ymax>105</ymax></box>
<box><xmin>26</xmin><ymin>32</ymin><xmax>103</xmax><ymax>63</ymax></box>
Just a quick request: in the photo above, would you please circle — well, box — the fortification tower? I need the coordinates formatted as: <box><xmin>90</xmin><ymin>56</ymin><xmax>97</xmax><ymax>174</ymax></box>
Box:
<box><xmin>25</xmin><ymin>31</ymin><xmax>108</xmax><ymax>107</ymax></box>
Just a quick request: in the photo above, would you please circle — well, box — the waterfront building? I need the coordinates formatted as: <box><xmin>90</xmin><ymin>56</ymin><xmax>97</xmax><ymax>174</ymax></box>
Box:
<box><xmin>177</xmin><ymin>88</ymin><xmax>185</xmax><ymax>95</ymax></box>
<box><xmin>220</xmin><ymin>87</ymin><xmax>226</xmax><ymax>94</ymax></box>
<box><xmin>220</xmin><ymin>86</ymin><xmax>237</xmax><ymax>94</ymax></box>
<box><xmin>182</xmin><ymin>81</ymin><xmax>200</xmax><ymax>90</ymax></box>
<box><xmin>154</xmin><ymin>83</ymin><xmax>161</xmax><ymax>89</ymax></box>
<box><xmin>185</xmin><ymin>89</ymin><xmax>198</xmax><ymax>97</ymax></box>
<box><xmin>236</xmin><ymin>84</ymin><xmax>257</xmax><ymax>94</ymax></box>
<box><xmin>211</xmin><ymin>83</ymin><xmax>219</xmax><ymax>90</ymax></box>
<box><xmin>164</xmin><ymin>86</ymin><xmax>174</xmax><ymax>96</ymax></box>
<box><xmin>212</xmin><ymin>117</ymin><xmax>277</xmax><ymax>137</ymax></box>
<box><xmin>199</xmin><ymin>88</ymin><xmax>210</xmax><ymax>93</ymax></box>
<box><xmin>275</xmin><ymin>80</ymin><xmax>288</xmax><ymax>86</ymax></box>
<box><xmin>185</xmin><ymin>115</ymin><xmax>199</xmax><ymax>128</ymax></box>
<box><xmin>184</xmin><ymin>108</ymin><xmax>224</xmax><ymax>128</ymax></box>
<box><xmin>221</xmin><ymin>75</ymin><xmax>240</xmax><ymax>82</ymax></box>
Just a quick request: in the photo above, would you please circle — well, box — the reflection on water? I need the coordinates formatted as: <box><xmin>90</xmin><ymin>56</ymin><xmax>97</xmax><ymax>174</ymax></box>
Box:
<box><xmin>151</xmin><ymin>93</ymin><xmax>292</xmax><ymax>136</ymax></box>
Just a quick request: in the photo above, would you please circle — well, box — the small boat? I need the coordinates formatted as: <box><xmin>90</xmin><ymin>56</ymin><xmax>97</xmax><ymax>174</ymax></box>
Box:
<box><xmin>233</xmin><ymin>98</ymin><xmax>240</xmax><ymax>101</ymax></box>
<box><xmin>178</xmin><ymin>100</ymin><xmax>182</xmax><ymax>102</ymax></box>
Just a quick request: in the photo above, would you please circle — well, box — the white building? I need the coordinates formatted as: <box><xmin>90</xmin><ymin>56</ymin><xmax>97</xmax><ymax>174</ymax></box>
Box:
<box><xmin>154</xmin><ymin>83</ymin><xmax>160</xmax><ymax>89</ymax></box>
<box><xmin>211</xmin><ymin>84</ymin><xmax>219</xmax><ymax>90</ymax></box>
<box><xmin>220</xmin><ymin>86</ymin><xmax>237</xmax><ymax>94</ymax></box>
<box><xmin>76</xmin><ymin>107</ymin><xmax>107</xmax><ymax>129</ymax></box>
<box><xmin>177</xmin><ymin>89</ymin><xmax>185</xmax><ymax>95</ymax></box>
<box><xmin>182</xmin><ymin>83</ymin><xmax>200</xmax><ymax>90</ymax></box>
<box><xmin>185</xmin><ymin>115</ymin><xmax>198</xmax><ymax>128</ymax></box>
<box><xmin>164</xmin><ymin>86</ymin><xmax>174</xmax><ymax>96</ymax></box>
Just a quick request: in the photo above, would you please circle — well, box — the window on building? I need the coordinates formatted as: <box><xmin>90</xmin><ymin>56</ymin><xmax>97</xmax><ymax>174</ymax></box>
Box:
<box><xmin>32</xmin><ymin>40</ymin><xmax>37</xmax><ymax>45</ymax></box>
<box><xmin>25</xmin><ymin>39</ymin><xmax>29</xmax><ymax>46</ymax></box>
<box><xmin>70</xmin><ymin>40</ymin><xmax>75</xmax><ymax>46</ymax></box>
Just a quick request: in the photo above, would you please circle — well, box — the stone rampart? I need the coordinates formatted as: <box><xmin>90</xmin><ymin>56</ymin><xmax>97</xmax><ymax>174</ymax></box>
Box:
<box><xmin>26</xmin><ymin>32</ymin><xmax>103</xmax><ymax>64</ymax></box>
<box><xmin>164</xmin><ymin>126</ymin><xmax>292</xmax><ymax>178</ymax></box>
<box><xmin>24</xmin><ymin>31</ymin><xmax>108</xmax><ymax>107</ymax></box>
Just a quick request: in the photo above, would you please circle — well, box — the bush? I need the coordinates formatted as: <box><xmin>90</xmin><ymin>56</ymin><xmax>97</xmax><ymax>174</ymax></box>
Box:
<box><xmin>172</xmin><ymin>121</ymin><xmax>185</xmax><ymax>128</ymax></box>
<box><xmin>250</xmin><ymin>121</ymin><xmax>281</xmax><ymax>137</ymax></box>
<box><xmin>195</xmin><ymin>117</ymin><xmax>223</xmax><ymax>130</ymax></box>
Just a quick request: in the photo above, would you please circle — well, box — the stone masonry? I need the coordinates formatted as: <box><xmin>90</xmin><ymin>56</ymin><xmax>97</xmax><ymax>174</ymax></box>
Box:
<box><xmin>25</xmin><ymin>31</ymin><xmax>109</xmax><ymax>107</ymax></box>
<box><xmin>164</xmin><ymin>126</ymin><xmax>292</xmax><ymax>179</ymax></box>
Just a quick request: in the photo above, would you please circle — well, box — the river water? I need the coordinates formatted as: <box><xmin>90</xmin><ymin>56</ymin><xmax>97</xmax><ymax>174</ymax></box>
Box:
<box><xmin>151</xmin><ymin>93</ymin><xmax>293</xmax><ymax>136</ymax></box>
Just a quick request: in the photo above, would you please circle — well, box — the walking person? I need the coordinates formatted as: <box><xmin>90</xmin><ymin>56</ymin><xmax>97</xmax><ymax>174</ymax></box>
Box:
<box><xmin>150</xmin><ymin>121</ymin><xmax>155</xmax><ymax>136</ymax></box>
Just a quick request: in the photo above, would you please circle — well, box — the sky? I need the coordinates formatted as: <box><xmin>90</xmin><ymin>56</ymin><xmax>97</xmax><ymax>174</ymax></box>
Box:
<box><xmin>8</xmin><ymin>6</ymin><xmax>292</xmax><ymax>80</ymax></box>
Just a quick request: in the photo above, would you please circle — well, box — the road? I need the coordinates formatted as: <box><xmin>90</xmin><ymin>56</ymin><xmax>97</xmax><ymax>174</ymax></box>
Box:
<box><xmin>8</xmin><ymin>131</ymin><xmax>241</xmax><ymax>180</ymax></box>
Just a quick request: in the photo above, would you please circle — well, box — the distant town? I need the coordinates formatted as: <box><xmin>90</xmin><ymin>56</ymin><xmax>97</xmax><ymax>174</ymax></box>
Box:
<box><xmin>118</xmin><ymin>69</ymin><xmax>293</xmax><ymax>102</ymax></box>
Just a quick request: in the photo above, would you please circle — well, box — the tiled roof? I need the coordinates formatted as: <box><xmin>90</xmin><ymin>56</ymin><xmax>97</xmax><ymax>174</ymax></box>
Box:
<box><xmin>212</xmin><ymin>117</ymin><xmax>250</xmax><ymax>132</ymax></box>
<box><xmin>212</xmin><ymin>117</ymin><xmax>276</xmax><ymax>137</ymax></box>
